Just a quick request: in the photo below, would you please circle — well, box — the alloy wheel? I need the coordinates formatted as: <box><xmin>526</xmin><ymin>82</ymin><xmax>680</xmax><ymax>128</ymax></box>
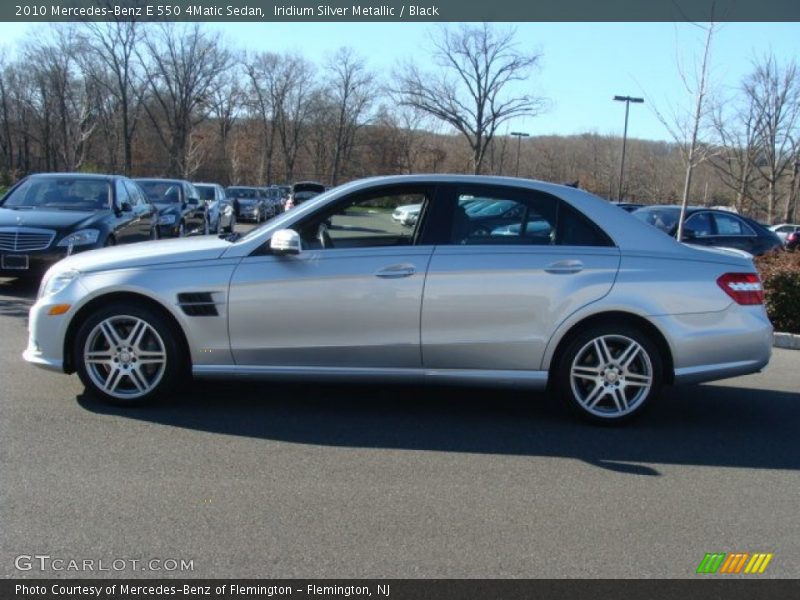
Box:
<box><xmin>83</xmin><ymin>315</ymin><xmax>167</xmax><ymax>400</ymax></box>
<box><xmin>569</xmin><ymin>334</ymin><xmax>653</xmax><ymax>418</ymax></box>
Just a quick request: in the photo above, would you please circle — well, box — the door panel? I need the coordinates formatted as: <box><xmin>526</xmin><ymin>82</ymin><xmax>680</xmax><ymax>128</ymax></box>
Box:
<box><xmin>421</xmin><ymin>245</ymin><xmax>620</xmax><ymax>370</ymax></box>
<box><xmin>228</xmin><ymin>246</ymin><xmax>434</xmax><ymax>368</ymax></box>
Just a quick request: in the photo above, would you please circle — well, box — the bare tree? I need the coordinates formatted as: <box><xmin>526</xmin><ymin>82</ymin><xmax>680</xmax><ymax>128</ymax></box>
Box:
<box><xmin>244</xmin><ymin>52</ymin><xmax>280</xmax><ymax>184</ymax></box>
<box><xmin>650</xmin><ymin>19</ymin><xmax>718</xmax><ymax>239</ymax></box>
<box><xmin>81</xmin><ymin>7</ymin><xmax>145</xmax><ymax>175</ymax></box>
<box><xmin>208</xmin><ymin>63</ymin><xmax>244</xmax><ymax>184</ymax></box>
<box><xmin>25</xmin><ymin>27</ymin><xmax>101</xmax><ymax>171</ymax></box>
<box><xmin>326</xmin><ymin>47</ymin><xmax>375</xmax><ymax>186</ymax></box>
<box><xmin>394</xmin><ymin>24</ymin><xmax>545</xmax><ymax>174</ymax></box>
<box><xmin>276</xmin><ymin>55</ymin><xmax>315</xmax><ymax>182</ymax></box>
<box><xmin>710</xmin><ymin>90</ymin><xmax>760</xmax><ymax>213</ymax></box>
<box><xmin>139</xmin><ymin>23</ymin><xmax>231</xmax><ymax>177</ymax></box>
<box><xmin>744</xmin><ymin>54</ymin><xmax>800</xmax><ymax>223</ymax></box>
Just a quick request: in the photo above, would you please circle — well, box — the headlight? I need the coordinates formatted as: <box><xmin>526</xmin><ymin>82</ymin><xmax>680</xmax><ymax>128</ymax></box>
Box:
<box><xmin>158</xmin><ymin>214</ymin><xmax>177</xmax><ymax>226</ymax></box>
<box><xmin>38</xmin><ymin>269</ymin><xmax>80</xmax><ymax>299</ymax></box>
<box><xmin>57</xmin><ymin>229</ymin><xmax>100</xmax><ymax>248</ymax></box>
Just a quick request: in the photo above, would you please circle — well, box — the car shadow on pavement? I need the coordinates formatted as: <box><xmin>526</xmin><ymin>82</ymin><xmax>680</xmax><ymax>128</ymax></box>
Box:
<box><xmin>77</xmin><ymin>378</ymin><xmax>800</xmax><ymax>475</ymax></box>
<box><xmin>0</xmin><ymin>277</ymin><xmax>37</xmax><ymax>318</ymax></box>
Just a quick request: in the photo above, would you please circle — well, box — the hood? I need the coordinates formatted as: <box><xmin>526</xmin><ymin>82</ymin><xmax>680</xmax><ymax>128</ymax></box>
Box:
<box><xmin>53</xmin><ymin>236</ymin><xmax>232</xmax><ymax>274</ymax></box>
<box><xmin>0</xmin><ymin>207</ymin><xmax>101</xmax><ymax>230</ymax></box>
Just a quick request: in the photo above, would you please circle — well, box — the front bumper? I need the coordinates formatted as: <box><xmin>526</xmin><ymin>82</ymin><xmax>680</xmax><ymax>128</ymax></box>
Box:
<box><xmin>1</xmin><ymin>248</ymin><xmax>79</xmax><ymax>277</ymax></box>
<box><xmin>22</xmin><ymin>276</ymin><xmax>90</xmax><ymax>374</ymax></box>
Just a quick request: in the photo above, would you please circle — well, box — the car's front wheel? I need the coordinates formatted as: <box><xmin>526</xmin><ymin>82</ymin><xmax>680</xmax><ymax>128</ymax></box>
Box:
<box><xmin>74</xmin><ymin>303</ymin><xmax>185</xmax><ymax>405</ymax></box>
<box><xmin>555</xmin><ymin>324</ymin><xmax>663</xmax><ymax>423</ymax></box>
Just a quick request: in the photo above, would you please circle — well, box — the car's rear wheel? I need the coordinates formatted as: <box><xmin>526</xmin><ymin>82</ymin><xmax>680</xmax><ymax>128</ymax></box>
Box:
<box><xmin>74</xmin><ymin>303</ymin><xmax>184</xmax><ymax>405</ymax></box>
<box><xmin>555</xmin><ymin>324</ymin><xmax>662</xmax><ymax>423</ymax></box>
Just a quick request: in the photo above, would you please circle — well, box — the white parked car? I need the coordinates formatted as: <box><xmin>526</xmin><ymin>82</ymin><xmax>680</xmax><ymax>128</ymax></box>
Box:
<box><xmin>392</xmin><ymin>203</ymin><xmax>422</xmax><ymax>226</ymax></box>
<box><xmin>769</xmin><ymin>223</ymin><xmax>800</xmax><ymax>244</ymax></box>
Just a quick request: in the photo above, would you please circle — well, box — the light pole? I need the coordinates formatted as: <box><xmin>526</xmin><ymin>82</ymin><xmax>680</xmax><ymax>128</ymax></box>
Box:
<box><xmin>613</xmin><ymin>95</ymin><xmax>644</xmax><ymax>201</ymax></box>
<box><xmin>510</xmin><ymin>131</ymin><xmax>529</xmax><ymax>177</ymax></box>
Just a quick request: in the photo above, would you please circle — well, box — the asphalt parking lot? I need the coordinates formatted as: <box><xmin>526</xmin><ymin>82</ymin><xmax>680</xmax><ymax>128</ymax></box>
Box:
<box><xmin>1</xmin><ymin>230</ymin><xmax>799</xmax><ymax>579</ymax></box>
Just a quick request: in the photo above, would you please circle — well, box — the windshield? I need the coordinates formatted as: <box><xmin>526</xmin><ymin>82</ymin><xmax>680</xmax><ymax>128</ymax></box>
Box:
<box><xmin>228</xmin><ymin>187</ymin><xmax>260</xmax><ymax>199</ymax></box>
<box><xmin>633</xmin><ymin>207</ymin><xmax>680</xmax><ymax>233</ymax></box>
<box><xmin>1</xmin><ymin>177</ymin><xmax>111</xmax><ymax>211</ymax></box>
<box><xmin>195</xmin><ymin>185</ymin><xmax>216</xmax><ymax>201</ymax></box>
<box><xmin>137</xmin><ymin>181</ymin><xmax>182</xmax><ymax>204</ymax></box>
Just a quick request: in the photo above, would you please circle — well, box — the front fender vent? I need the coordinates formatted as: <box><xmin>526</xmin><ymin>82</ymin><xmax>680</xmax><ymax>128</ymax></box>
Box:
<box><xmin>177</xmin><ymin>292</ymin><xmax>219</xmax><ymax>317</ymax></box>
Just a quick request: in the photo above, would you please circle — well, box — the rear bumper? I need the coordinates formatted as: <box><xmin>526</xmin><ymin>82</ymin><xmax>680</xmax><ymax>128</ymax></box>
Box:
<box><xmin>652</xmin><ymin>304</ymin><xmax>773</xmax><ymax>384</ymax></box>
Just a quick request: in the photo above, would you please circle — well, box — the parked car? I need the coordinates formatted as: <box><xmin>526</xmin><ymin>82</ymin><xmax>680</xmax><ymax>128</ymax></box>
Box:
<box><xmin>0</xmin><ymin>173</ymin><xmax>157</xmax><ymax>278</ymax></box>
<box><xmin>227</xmin><ymin>186</ymin><xmax>266</xmax><ymax>223</ymax></box>
<box><xmin>391</xmin><ymin>203</ymin><xmax>422</xmax><ymax>227</ymax></box>
<box><xmin>194</xmin><ymin>183</ymin><xmax>236</xmax><ymax>234</ymax></box>
<box><xmin>24</xmin><ymin>175</ymin><xmax>772</xmax><ymax>424</ymax></box>
<box><xmin>769</xmin><ymin>223</ymin><xmax>800</xmax><ymax>245</ymax></box>
<box><xmin>258</xmin><ymin>187</ymin><xmax>282</xmax><ymax>219</ymax></box>
<box><xmin>632</xmin><ymin>205</ymin><xmax>783</xmax><ymax>256</ymax></box>
<box><xmin>786</xmin><ymin>230</ymin><xmax>799</xmax><ymax>251</ymax></box>
<box><xmin>134</xmin><ymin>178</ymin><xmax>208</xmax><ymax>238</ymax></box>
<box><xmin>285</xmin><ymin>181</ymin><xmax>325</xmax><ymax>210</ymax></box>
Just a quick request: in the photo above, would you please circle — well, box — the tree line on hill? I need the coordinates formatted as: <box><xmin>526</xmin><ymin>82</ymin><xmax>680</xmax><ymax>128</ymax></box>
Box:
<box><xmin>0</xmin><ymin>19</ymin><xmax>796</xmax><ymax>223</ymax></box>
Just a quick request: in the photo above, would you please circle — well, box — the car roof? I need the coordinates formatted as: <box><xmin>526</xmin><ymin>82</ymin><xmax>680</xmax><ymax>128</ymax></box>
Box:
<box><xmin>134</xmin><ymin>178</ymin><xmax>187</xmax><ymax>184</ymax></box>
<box><xmin>27</xmin><ymin>172</ymin><xmax>118</xmax><ymax>181</ymax></box>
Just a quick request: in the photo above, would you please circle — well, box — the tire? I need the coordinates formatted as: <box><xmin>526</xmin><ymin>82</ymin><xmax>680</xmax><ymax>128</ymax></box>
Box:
<box><xmin>104</xmin><ymin>236</ymin><xmax>116</xmax><ymax>247</ymax></box>
<box><xmin>74</xmin><ymin>302</ymin><xmax>185</xmax><ymax>406</ymax></box>
<box><xmin>555</xmin><ymin>323</ymin><xmax>663</xmax><ymax>424</ymax></box>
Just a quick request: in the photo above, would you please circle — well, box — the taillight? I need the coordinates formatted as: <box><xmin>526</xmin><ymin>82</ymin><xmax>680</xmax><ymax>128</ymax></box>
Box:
<box><xmin>717</xmin><ymin>273</ymin><xmax>764</xmax><ymax>305</ymax></box>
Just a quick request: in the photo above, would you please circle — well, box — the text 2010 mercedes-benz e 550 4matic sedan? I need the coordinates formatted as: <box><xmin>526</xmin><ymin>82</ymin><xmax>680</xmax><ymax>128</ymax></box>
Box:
<box><xmin>24</xmin><ymin>175</ymin><xmax>772</xmax><ymax>422</ymax></box>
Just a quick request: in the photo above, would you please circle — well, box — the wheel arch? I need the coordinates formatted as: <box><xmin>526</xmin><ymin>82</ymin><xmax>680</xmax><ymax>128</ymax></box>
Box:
<box><xmin>63</xmin><ymin>291</ymin><xmax>190</xmax><ymax>375</ymax></box>
<box><xmin>547</xmin><ymin>311</ymin><xmax>675</xmax><ymax>385</ymax></box>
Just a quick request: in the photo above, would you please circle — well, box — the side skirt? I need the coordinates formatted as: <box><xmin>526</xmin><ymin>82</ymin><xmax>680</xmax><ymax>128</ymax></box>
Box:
<box><xmin>193</xmin><ymin>365</ymin><xmax>549</xmax><ymax>389</ymax></box>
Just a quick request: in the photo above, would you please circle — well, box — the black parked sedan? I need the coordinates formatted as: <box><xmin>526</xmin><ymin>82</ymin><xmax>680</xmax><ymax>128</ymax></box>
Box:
<box><xmin>0</xmin><ymin>173</ymin><xmax>157</xmax><ymax>278</ymax></box>
<box><xmin>633</xmin><ymin>205</ymin><xmax>783</xmax><ymax>256</ymax></box>
<box><xmin>134</xmin><ymin>178</ymin><xmax>208</xmax><ymax>237</ymax></box>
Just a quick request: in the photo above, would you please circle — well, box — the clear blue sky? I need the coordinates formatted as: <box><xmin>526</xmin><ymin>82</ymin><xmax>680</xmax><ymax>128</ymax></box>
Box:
<box><xmin>1</xmin><ymin>21</ymin><xmax>798</xmax><ymax>142</ymax></box>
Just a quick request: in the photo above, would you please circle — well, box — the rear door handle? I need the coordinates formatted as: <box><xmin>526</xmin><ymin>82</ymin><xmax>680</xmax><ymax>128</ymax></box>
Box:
<box><xmin>375</xmin><ymin>264</ymin><xmax>416</xmax><ymax>279</ymax></box>
<box><xmin>545</xmin><ymin>259</ymin><xmax>584</xmax><ymax>274</ymax></box>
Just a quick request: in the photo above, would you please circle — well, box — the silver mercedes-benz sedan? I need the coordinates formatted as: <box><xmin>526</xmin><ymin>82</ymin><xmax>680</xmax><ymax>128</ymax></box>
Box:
<box><xmin>23</xmin><ymin>175</ymin><xmax>772</xmax><ymax>422</ymax></box>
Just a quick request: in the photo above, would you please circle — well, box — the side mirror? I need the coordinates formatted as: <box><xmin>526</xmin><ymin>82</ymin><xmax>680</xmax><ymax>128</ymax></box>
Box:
<box><xmin>270</xmin><ymin>229</ymin><xmax>302</xmax><ymax>256</ymax></box>
<box><xmin>120</xmin><ymin>202</ymin><xmax>132</xmax><ymax>212</ymax></box>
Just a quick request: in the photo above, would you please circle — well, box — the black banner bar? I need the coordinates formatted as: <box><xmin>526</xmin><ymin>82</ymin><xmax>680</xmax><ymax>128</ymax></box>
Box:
<box><xmin>3</xmin><ymin>580</ymin><xmax>800</xmax><ymax>600</ymax></box>
<box><xmin>4</xmin><ymin>0</ymin><xmax>800</xmax><ymax>22</ymax></box>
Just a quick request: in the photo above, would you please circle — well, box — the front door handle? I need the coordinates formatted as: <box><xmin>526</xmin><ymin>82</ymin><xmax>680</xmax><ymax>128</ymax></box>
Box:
<box><xmin>545</xmin><ymin>259</ymin><xmax>584</xmax><ymax>274</ymax></box>
<box><xmin>375</xmin><ymin>263</ymin><xmax>416</xmax><ymax>279</ymax></box>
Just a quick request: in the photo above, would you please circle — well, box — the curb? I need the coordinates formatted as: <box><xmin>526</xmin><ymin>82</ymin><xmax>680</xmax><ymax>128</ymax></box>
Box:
<box><xmin>774</xmin><ymin>332</ymin><xmax>800</xmax><ymax>350</ymax></box>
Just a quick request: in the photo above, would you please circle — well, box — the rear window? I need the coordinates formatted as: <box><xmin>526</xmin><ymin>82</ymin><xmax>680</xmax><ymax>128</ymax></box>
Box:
<box><xmin>228</xmin><ymin>188</ymin><xmax>259</xmax><ymax>199</ymax></box>
<box><xmin>195</xmin><ymin>185</ymin><xmax>216</xmax><ymax>201</ymax></box>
